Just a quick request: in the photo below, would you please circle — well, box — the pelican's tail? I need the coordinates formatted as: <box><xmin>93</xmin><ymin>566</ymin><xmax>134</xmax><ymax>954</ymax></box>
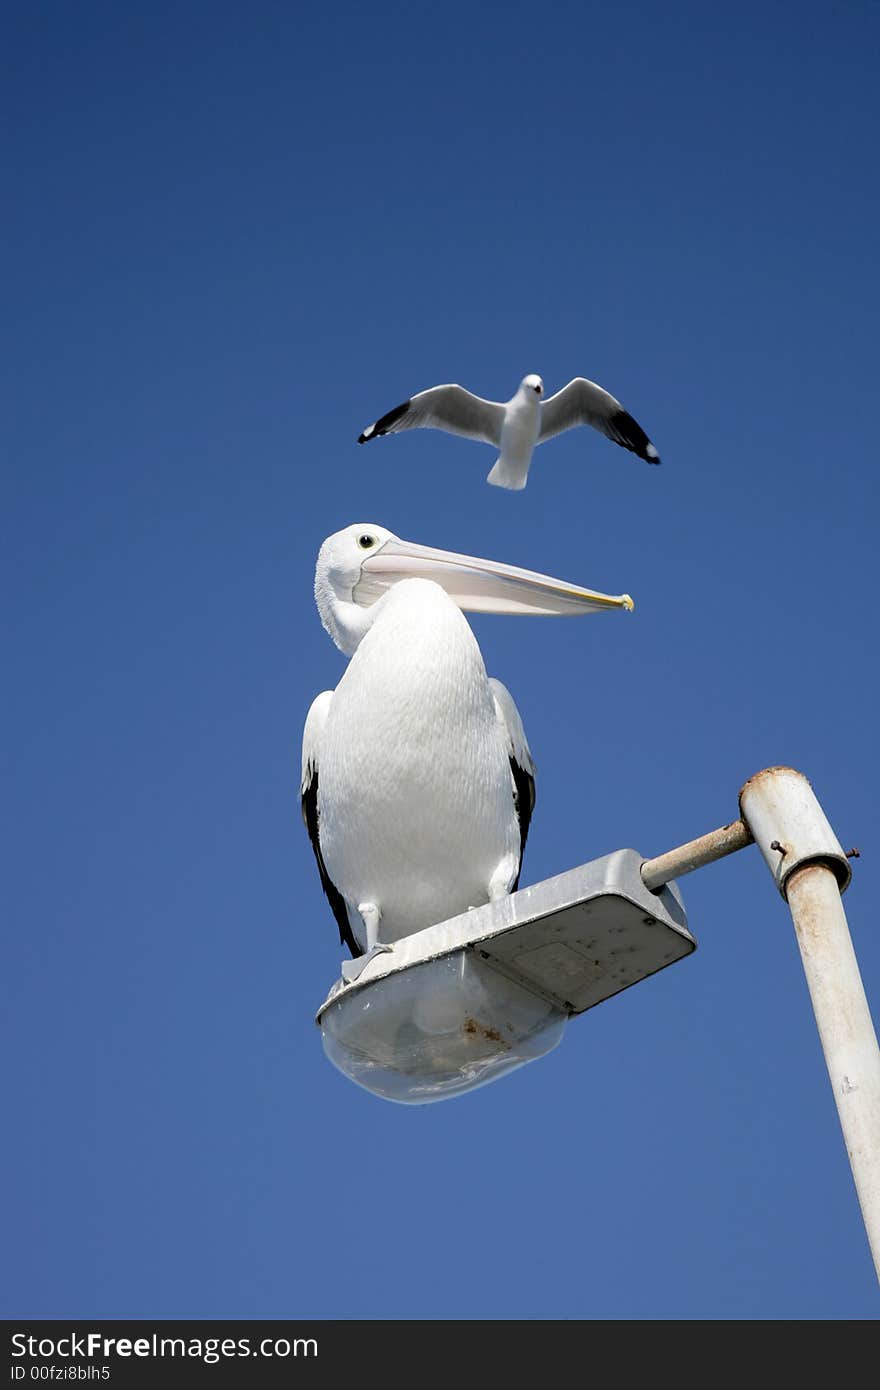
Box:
<box><xmin>486</xmin><ymin>457</ymin><xmax>528</xmax><ymax>491</ymax></box>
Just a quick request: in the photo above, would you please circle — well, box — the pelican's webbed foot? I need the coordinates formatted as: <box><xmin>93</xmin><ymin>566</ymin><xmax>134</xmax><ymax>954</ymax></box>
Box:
<box><xmin>341</xmin><ymin>942</ymin><xmax>393</xmax><ymax>984</ymax></box>
<box><xmin>341</xmin><ymin>901</ymin><xmax>392</xmax><ymax>983</ymax></box>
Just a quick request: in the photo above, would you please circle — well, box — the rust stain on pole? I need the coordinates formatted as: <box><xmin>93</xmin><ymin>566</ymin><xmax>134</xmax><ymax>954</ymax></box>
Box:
<box><xmin>739</xmin><ymin>765</ymin><xmax>852</xmax><ymax>895</ymax></box>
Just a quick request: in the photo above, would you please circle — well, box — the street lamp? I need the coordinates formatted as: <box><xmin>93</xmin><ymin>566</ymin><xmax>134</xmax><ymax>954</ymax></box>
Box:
<box><xmin>318</xmin><ymin>849</ymin><xmax>692</xmax><ymax>1104</ymax></box>
<box><xmin>315</xmin><ymin>766</ymin><xmax>880</xmax><ymax>1281</ymax></box>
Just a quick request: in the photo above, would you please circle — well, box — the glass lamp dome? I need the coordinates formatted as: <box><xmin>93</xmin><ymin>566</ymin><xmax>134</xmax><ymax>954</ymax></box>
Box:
<box><xmin>320</xmin><ymin>951</ymin><xmax>566</xmax><ymax>1104</ymax></box>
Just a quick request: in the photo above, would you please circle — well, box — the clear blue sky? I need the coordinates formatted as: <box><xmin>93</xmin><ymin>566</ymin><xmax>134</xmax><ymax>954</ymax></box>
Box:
<box><xmin>4</xmin><ymin>1</ymin><xmax>879</xmax><ymax>1320</ymax></box>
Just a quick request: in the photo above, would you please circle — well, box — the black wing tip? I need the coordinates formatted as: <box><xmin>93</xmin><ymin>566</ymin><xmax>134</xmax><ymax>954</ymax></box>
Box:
<box><xmin>611</xmin><ymin>409</ymin><xmax>661</xmax><ymax>465</ymax></box>
<box><xmin>357</xmin><ymin>398</ymin><xmax>411</xmax><ymax>444</ymax></box>
<box><xmin>338</xmin><ymin>918</ymin><xmax>360</xmax><ymax>959</ymax></box>
<box><xmin>509</xmin><ymin>755</ymin><xmax>535</xmax><ymax>890</ymax></box>
<box><xmin>301</xmin><ymin>779</ymin><xmax>360</xmax><ymax>958</ymax></box>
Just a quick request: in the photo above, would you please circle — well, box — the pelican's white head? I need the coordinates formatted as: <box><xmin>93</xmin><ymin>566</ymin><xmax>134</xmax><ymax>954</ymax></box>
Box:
<box><xmin>314</xmin><ymin>522</ymin><xmax>634</xmax><ymax>658</ymax></box>
<box><xmin>316</xmin><ymin>524</ymin><xmax>395</xmax><ymax>602</ymax></box>
<box><xmin>521</xmin><ymin>374</ymin><xmax>543</xmax><ymax>397</ymax></box>
<box><xmin>314</xmin><ymin>523</ymin><xmax>396</xmax><ymax>655</ymax></box>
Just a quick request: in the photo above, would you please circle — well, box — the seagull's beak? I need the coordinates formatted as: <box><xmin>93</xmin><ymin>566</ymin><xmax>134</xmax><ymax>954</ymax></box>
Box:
<box><xmin>354</xmin><ymin>537</ymin><xmax>634</xmax><ymax>616</ymax></box>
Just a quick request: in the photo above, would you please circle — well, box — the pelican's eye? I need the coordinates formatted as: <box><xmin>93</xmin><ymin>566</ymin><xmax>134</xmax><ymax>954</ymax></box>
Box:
<box><xmin>357</xmin><ymin>534</ymin><xmax>376</xmax><ymax>550</ymax></box>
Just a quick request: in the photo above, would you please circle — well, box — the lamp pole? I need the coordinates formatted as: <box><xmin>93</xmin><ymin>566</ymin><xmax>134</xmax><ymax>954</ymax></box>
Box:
<box><xmin>641</xmin><ymin>766</ymin><xmax>880</xmax><ymax>1283</ymax></box>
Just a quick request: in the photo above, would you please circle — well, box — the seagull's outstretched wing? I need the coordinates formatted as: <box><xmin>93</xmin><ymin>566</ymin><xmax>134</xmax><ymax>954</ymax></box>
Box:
<box><xmin>358</xmin><ymin>384</ymin><xmax>505</xmax><ymax>447</ymax></box>
<box><xmin>489</xmin><ymin>677</ymin><xmax>536</xmax><ymax>890</ymax></box>
<box><xmin>538</xmin><ymin>377</ymin><xmax>660</xmax><ymax>464</ymax></box>
<box><xmin>301</xmin><ymin>691</ymin><xmax>360</xmax><ymax>958</ymax></box>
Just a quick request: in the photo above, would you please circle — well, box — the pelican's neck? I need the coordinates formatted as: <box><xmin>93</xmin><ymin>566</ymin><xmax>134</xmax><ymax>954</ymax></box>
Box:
<box><xmin>315</xmin><ymin>574</ymin><xmax>375</xmax><ymax>657</ymax></box>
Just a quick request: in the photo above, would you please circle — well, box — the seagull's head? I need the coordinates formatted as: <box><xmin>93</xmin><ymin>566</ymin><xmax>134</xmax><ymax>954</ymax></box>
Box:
<box><xmin>522</xmin><ymin>374</ymin><xmax>544</xmax><ymax>397</ymax></box>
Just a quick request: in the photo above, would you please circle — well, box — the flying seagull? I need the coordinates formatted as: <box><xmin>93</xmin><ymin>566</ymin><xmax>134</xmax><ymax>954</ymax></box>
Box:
<box><xmin>357</xmin><ymin>374</ymin><xmax>660</xmax><ymax>490</ymax></box>
<box><xmin>301</xmin><ymin>523</ymin><xmax>634</xmax><ymax>981</ymax></box>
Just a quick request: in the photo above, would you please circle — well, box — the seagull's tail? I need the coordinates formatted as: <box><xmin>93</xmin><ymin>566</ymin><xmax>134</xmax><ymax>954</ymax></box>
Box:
<box><xmin>486</xmin><ymin>457</ymin><xmax>528</xmax><ymax>491</ymax></box>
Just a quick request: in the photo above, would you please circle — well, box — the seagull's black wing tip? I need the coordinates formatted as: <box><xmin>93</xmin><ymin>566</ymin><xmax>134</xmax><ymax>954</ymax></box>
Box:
<box><xmin>358</xmin><ymin>398</ymin><xmax>412</xmax><ymax>445</ymax></box>
<box><xmin>610</xmin><ymin>409</ymin><xmax>661</xmax><ymax>466</ymax></box>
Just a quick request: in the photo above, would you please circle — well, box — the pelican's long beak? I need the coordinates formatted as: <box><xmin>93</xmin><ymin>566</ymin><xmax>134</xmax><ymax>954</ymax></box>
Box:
<box><xmin>355</xmin><ymin>536</ymin><xmax>633</xmax><ymax>616</ymax></box>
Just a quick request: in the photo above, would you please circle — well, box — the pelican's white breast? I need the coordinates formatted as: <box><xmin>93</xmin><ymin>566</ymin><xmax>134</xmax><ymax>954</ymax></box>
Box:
<box><xmin>318</xmin><ymin>578</ymin><xmax>519</xmax><ymax>942</ymax></box>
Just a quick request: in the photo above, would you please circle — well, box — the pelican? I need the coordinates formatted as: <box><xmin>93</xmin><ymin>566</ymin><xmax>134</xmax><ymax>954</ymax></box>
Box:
<box><xmin>357</xmin><ymin>374</ymin><xmax>660</xmax><ymax>490</ymax></box>
<box><xmin>301</xmin><ymin>523</ymin><xmax>634</xmax><ymax>981</ymax></box>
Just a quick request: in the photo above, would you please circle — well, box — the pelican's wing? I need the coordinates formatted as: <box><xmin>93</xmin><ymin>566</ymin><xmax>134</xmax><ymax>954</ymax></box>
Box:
<box><xmin>489</xmin><ymin>678</ymin><xmax>536</xmax><ymax>890</ymax></box>
<box><xmin>538</xmin><ymin>377</ymin><xmax>660</xmax><ymax>464</ymax></box>
<box><xmin>358</xmin><ymin>384</ymin><xmax>505</xmax><ymax>447</ymax></box>
<box><xmin>301</xmin><ymin>691</ymin><xmax>359</xmax><ymax>958</ymax></box>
